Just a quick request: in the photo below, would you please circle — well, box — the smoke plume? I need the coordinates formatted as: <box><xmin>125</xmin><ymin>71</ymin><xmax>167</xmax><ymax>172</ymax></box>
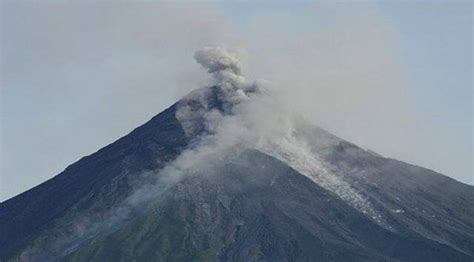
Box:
<box><xmin>194</xmin><ymin>46</ymin><xmax>242</xmax><ymax>75</ymax></box>
<box><xmin>194</xmin><ymin>47</ymin><xmax>245</xmax><ymax>90</ymax></box>
<box><xmin>174</xmin><ymin>46</ymin><xmax>388</xmax><ymax>227</ymax></box>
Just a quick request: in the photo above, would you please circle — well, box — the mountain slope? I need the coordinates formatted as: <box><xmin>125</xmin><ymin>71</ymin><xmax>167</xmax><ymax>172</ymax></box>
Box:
<box><xmin>0</xmin><ymin>102</ymin><xmax>188</xmax><ymax>260</ymax></box>
<box><xmin>62</xmin><ymin>151</ymin><xmax>472</xmax><ymax>262</ymax></box>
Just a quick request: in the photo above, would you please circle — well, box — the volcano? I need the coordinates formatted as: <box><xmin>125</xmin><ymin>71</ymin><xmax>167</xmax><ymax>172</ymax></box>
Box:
<box><xmin>1</xmin><ymin>48</ymin><xmax>473</xmax><ymax>262</ymax></box>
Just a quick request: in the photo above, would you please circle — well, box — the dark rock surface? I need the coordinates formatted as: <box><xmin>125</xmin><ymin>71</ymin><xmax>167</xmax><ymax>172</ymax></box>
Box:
<box><xmin>0</xmin><ymin>102</ymin><xmax>187</xmax><ymax>260</ymax></box>
<box><xmin>63</xmin><ymin>151</ymin><xmax>473</xmax><ymax>262</ymax></box>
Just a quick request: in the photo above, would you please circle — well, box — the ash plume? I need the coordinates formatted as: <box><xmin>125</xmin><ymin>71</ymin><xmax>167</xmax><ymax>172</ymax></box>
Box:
<box><xmin>194</xmin><ymin>46</ymin><xmax>246</xmax><ymax>91</ymax></box>
<box><xmin>176</xmin><ymin>47</ymin><xmax>263</xmax><ymax>137</ymax></box>
<box><xmin>194</xmin><ymin>46</ymin><xmax>242</xmax><ymax>75</ymax></box>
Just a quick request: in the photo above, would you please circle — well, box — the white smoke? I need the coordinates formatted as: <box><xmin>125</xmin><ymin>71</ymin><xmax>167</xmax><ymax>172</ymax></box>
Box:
<box><xmin>194</xmin><ymin>46</ymin><xmax>242</xmax><ymax>75</ymax></box>
<box><xmin>175</xmin><ymin>47</ymin><xmax>263</xmax><ymax>137</ymax></box>
<box><xmin>194</xmin><ymin>46</ymin><xmax>246</xmax><ymax>90</ymax></box>
<box><xmin>172</xmin><ymin>46</ymin><xmax>389</xmax><ymax>228</ymax></box>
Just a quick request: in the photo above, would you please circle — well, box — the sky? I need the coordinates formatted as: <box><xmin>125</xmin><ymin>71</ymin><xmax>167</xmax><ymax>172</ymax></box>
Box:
<box><xmin>1</xmin><ymin>0</ymin><xmax>472</xmax><ymax>202</ymax></box>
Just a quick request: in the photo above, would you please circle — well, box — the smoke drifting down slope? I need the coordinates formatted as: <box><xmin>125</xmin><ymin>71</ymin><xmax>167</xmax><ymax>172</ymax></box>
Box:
<box><xmin>174</xmin><ymin>47</ymin><xmax>386</xmax><ymax>226</ymax></box>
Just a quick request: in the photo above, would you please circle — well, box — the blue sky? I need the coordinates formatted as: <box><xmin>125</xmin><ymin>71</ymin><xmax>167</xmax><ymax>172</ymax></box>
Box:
<box><xmin>381</xmin><ymin>1</ymin><xmax>472</xmax><ymax>122</ymax></box>
<box><xmin>379</xmin><ymin>1</ymin><xmax>472</xmax><ymax>184</ymax></box>
<box><xmin>1</xmin><ymin>1</ymin><xmax>472</xmax><ymax>201</ymax></box>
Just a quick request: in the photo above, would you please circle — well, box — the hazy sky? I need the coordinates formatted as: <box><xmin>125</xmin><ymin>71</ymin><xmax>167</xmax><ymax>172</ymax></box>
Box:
<box><xmin>1</xmin><ymin>1</ymin><xmax>472</xmax><ymax>201</ymax></box>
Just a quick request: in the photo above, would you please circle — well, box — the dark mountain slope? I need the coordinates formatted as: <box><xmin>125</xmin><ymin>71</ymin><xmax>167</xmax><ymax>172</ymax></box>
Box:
<box><xmin>0</xmin><ymin>103</ymin><xmax>187</xmax><ymax>259</ymax></box>
<box><xmin>0</xmin><ymin>86</ymin><xmax>246</xmax><ymax>260</ymax></box>
<box><xmin>315</xmin><ymin>137</ymin><xmax>474</xmax><ymax>255</ymax></box>
<box><xmin>63</xmin><ymin>151</ymin><xmax>470</xmax><ymax>262</ymax></box>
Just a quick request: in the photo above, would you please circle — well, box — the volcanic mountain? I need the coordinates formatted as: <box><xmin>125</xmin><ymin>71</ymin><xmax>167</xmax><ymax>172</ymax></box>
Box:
<box><xmin>1</xmin><ymin>48</ymin><xmax>473</xmax><ymax>262</ymax></box>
